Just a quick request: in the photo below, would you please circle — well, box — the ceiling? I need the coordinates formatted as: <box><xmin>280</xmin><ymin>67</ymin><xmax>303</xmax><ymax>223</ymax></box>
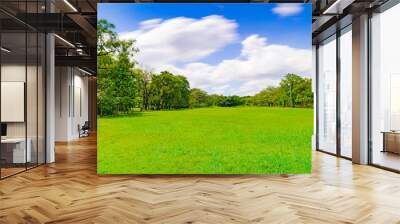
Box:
<box><xmin>311</xmin><ymin>0</ymin><xmax>390</xmax><ymax>43</ymax></box>
<box><xmin>1</xmin><ymin>0</ymin><xmax>314</xmax><ymax>75</ymax></box>
<box><xmin>0</xmin><ymin>0</ymin><xmax>97</xmax><ymax>73</ymax></box>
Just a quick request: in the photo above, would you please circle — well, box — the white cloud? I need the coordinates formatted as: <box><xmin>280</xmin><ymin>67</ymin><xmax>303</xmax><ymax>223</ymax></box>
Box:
<box><xmin>149</xmin><ymin>34</ymin><xmax>311</xmax><ymax>96</ymax></box>
<box><xmin>236</xmin><ymin>79</ymin><xmax>280</xmax><ymax>96</ymax></box>
<box><xmin>139</xmin><ymin>18</ymin><xmax>163</xmax><ymax>30</ymax></box>
<box><xmin>119</xmin><ymin>15</ymin><xmax>238</xmax><ymax>68</ymax></box>
<box><xmin>121</xmin><ymin>16</ymin><xmax>311</xmax><ymax>96</ymax></box>
<box><xmin>272</xmin><ymin>4</ymin><xmax>303</xmax><ymax>16</ymax></box>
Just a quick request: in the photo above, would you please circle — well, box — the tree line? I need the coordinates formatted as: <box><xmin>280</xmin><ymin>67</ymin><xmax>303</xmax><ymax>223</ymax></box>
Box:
<box><xmin>97</xmin><ymin>19</ymin><xmax>313</xmax><ymax>116</ymax></box>
<box><xmin>188</xmin><ymin>74</ymin><xmax>313</xmax><ymax>109</ymax></box>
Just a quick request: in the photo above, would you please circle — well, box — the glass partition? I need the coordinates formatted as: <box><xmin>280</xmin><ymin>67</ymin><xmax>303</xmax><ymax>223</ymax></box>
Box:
<box><xmin>317</xmin><ymin>35</ymin><xmax>337</xmax><ymax>154</ymax></box>
<box><xmin>370</xmin><ymin>3</ymin><xmax>400</xmax><ymax>171</ymax></box>
<box><xmin>0</xmin><ymin>1</ymin><xmax>46</xmax><ymax>179</ymax></box>
<box><xmin>27</xmin><ymin>31</ymin><xmax>38</xmax><ymax>169</ymax></box>
<box><xmin>1</xmin><ymin>31</ymin><xmax>28</xmax><ymax>177</ymax></box>
<box><xmin>339</xmin><ymin>26</ymin><xmax>352</xmax><ymax>158</ymax></box>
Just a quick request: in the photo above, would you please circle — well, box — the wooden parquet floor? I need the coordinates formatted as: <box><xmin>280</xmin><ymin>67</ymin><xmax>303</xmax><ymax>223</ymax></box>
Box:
<box><xmin>1</xmin><ymin>135</ymin><xmax>400</xmax><ymax>224</ymax></box>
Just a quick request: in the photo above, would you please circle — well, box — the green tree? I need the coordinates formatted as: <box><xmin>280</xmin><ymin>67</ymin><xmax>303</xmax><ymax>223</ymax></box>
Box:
<box><xmin>175</xmin><ymin>75</ymin><xmax>190</xmax><ymax>109</ymax></box>
<box><xmin>294</xmin><ymin>77</ymin><xmax>313</xmax><ymax>107</ymax></box>
<box><xmin>97</xmin><ymin>19</ymin><xmax>139</xmax><ymax>116</ymax></box>
<box><xmin>189</xmin><ymin>88</ymin><xmax>209</xmax><ymax>108</ymax></box>
<box><xmin>149</xmin><ymin>71</ymin><xmax>190</xmax><ymax>110</ymax></box>
<box><xmin>218</xmin><ymin>95</ymin><xmax>244</xmax><ymax>107</ymax></box>
<box><xmin>252</xmin><ymin>86</ymin><xmax>284</xmax><ymax>107</ymax></box>
<box><xmin>207</xmin><ymin>94</ymin><xmax>224</xmax><ymax>106</ymax></box>
<box><xmin>280</xmin><ymin>74</ymin><xmax>312</xmax><ymax>108</ymax></box>
<box><xmin>135</xmin><ymin>69</ymin><xmax>153</xmax><ymax>111</ymax></box>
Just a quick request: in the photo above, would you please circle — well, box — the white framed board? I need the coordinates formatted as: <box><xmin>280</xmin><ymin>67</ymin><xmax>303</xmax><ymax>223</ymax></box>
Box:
<box><xmin>1</xmin><ymin>81</ymin><xmax>25</xmax><ymax>122</ymax></box>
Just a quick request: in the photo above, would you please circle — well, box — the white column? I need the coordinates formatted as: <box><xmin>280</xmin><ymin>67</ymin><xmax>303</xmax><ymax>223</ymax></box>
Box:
<box><xmin>352</xmin><ymin>14</ymin><xmax>369</xmax><ymax>164</ymax></box>
<box><xmin>46</xmin><ymin>33</ymin><xmax>55</xmax><ymax>163</ymax></box>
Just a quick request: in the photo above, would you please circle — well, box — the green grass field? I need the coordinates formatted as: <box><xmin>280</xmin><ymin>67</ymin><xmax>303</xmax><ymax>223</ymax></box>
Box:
<box><xmin>98</xmin><ymin>107</ymin><xmax>313</xmax><ymax>174</ymax></box>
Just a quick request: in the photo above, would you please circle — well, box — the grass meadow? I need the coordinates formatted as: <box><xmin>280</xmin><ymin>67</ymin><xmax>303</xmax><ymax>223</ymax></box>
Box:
<box><xmin>97</xmin><ymin>107</ymin><xmax>313</xmax><ymax>174</ymax></box>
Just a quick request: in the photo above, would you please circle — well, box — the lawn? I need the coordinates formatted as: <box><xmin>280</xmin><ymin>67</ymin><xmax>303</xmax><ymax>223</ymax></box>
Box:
<box><xmin>97</xmin><ymin>107</ymin><xmax>313</xmax><ymax>174</ymax></box>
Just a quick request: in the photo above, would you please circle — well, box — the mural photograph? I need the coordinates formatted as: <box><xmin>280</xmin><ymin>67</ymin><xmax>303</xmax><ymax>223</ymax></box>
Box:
<box><xmin>97</xmin><ymin>3</ymin><xmax>313</xmax><ymax>174</ymax></box>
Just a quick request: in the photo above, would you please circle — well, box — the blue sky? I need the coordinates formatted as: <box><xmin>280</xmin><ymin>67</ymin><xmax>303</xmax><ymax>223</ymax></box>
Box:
<box><xmin>98</xmin><ymin>3</ymin><xmax>312</xmax><ymax>96</ymax></box>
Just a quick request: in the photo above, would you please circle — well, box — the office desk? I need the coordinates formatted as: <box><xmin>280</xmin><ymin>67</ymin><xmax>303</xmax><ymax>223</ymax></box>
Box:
<box><xmin>1</xmin><ymin>138</ymin><xmax>31</xmax><ymax>163</ymax></box>
<box><xmin>382</xmin><ymin>131</ymin><xmax>400</xmax><ymax>154</ymax></box>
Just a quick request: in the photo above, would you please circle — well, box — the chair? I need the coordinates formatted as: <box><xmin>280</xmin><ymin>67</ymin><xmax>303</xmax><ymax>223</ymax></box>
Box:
<box><xmin>79</xmin><ymin>121</ymin><xmax>90</xmax><ymax>138</ymax></box>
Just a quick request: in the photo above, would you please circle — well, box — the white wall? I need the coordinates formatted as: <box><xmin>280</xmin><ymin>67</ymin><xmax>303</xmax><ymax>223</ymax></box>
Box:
<box><xmin>55</xmin><ymin>67</ymin><xmax>89</xmax><ymax>141</ymax></box>
<box><xmin>1</xmin><ymin>64</ymin><xmax>25</xmax><ymax>81</ymax></box>
<box><xmin>1</xmin><ymin>63</ymin><xmax>46</xmax><ymax>164</ymax></box>
<box><xmin>72</xmin><ymin>73</ymin><xmax>89</xmax><ymax>138</ymax></box>
<box><xmin>55</xmin><ymin>66</ymin><xmax>70</xmax><ymax>141</ymax></box>
<box><xmin>1</xmin><ymin>65</ymin><xmax>37</xmax><ymax>137</ymax></box>
<box><xmin>1</xmin><ymin>65</ymin><xmax>26</xmax><ymax>140</ymax></box>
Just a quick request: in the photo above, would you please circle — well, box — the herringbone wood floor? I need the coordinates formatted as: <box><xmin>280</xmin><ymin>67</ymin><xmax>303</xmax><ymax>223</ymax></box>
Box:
<box><xmin>1</xmin><ymin>135</ymin><xmax>400</xmax><ymax>224</ymax></box>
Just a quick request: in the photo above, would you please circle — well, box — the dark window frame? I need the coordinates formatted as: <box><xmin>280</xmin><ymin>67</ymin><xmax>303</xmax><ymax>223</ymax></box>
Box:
<box><xmin>315</xmin><ymin>22</ymin><xmax>353</xmax><ymax>161</ymax></box>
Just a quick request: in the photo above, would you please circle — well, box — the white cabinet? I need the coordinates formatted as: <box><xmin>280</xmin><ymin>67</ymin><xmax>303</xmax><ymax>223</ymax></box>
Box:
<box><xmin>1</xmin><ymin>138</ymin><xmax>32</xmax><ymax>163</ymax></box>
